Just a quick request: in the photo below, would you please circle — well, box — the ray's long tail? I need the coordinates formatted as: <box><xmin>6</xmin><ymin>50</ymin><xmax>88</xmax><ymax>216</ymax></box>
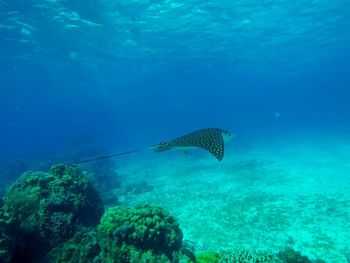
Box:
<box><xmin>65</xmin><ymin>146</ymin><xmax>156</xmax><ymax>165</ymax></box>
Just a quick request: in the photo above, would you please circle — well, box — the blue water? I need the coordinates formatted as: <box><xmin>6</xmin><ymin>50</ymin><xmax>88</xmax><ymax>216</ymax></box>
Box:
<box><xmin>1</xmin><ymin>0</ymin><xmax>350</xmax><ymax>165</ymax></box>
<box><xmin>1</xmin><ymin>1</ymin><xmax>350</xmax><ymax>261</ymax></box>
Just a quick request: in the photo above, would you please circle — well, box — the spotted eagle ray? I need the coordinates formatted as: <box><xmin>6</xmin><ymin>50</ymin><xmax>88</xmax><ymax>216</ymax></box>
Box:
<box><xmin>151</xmin><ymin>128</ymin><xmax>231</xmax><ymax>161</ymax></box>
<box><xmin>68</xmin><ymin>128</ymin><xmax>231</xmax><ymax>165</ymax></box>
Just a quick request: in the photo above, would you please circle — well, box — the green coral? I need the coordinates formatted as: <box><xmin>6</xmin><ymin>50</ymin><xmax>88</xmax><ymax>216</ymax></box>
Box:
<box><xmin>98</xmin><ymin>205</ymin><xmax>183</xmax><ymax>262</ymax></box>
<box><xmin>48</xmin><ymin>227</ymin><xmax>102</xmax><ymax>263</ymax></box>
<box><xmin>0</xmin><ymin>165</ymin><xmax>104</xmax><ymax>262</ymax></box>
<box><xmin>0</xmin><ymin>165</ymin><xmax>186</xmax><ymax>263</ymax></box>
<box><xmin>0</xmin><ymin>210</ymin><xmax>17</xmax><ymax>263</ymax></box>
<box><xmin>49</xmin><ymin>204</ymin><xmax>184</xmax><ymax>263</ymax></box>
<box><xmin>196</xmin><ymin>251</ymin><xmax>220</xmax><ymax>263</ymax></box>
<box><xmin>0</xmin><ymin>164</ymin><xmax>188</xmax><ymax>263</ymax></box>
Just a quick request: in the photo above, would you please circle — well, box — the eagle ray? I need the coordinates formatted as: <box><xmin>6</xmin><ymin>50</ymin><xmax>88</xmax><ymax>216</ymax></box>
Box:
<box><xmin>67</xmin><ymin>128</ymin><xmax>231</xmax><ymax>165</ymax></box>
<box><xmin>151</xmin><ymin>128</ymin><xmax>231</xmax><ymax>161</ymax></box>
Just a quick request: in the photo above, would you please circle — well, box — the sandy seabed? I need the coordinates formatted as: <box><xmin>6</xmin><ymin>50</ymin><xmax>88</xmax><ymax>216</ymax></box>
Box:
<box><xmin>113</xmin><ymin>135</ymin><xmax>350</xmax><ymax>263</ymax></box>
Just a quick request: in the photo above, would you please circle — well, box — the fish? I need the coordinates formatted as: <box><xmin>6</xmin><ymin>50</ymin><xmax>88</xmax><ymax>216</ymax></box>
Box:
<box><xmin>151</xmin><ymin>128</ymin><xmax>232</xmax><ymax>161</ymax></box>
<box><xmin>67</xmin><ymin>128</ymin><xmax>232</xmax><ymax>165</ymax></box>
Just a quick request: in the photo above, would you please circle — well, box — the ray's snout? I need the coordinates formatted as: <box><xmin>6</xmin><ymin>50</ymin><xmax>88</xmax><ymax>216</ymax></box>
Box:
<box><xmin>222</xmin><ymin>129</ymin><xmax>233</xmax><ymax>142</ymax></box>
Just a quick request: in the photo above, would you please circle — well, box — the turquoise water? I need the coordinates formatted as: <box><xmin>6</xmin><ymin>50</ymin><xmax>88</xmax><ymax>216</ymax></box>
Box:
<box><xmin>1</xmin><ymin>0</ymin><xmax>350</xmax><ymax>262</ymax></box>
<box><xmin>115</xmin><ymin>134</ymin><xmax>350</xmax><ymax>262</ymax></box>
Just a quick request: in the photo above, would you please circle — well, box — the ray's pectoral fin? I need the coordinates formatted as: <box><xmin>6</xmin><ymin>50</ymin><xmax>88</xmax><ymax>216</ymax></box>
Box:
<box><xmin>177</xmin><ymin>128</ymin><xmax>226</xmax><ymax>161</ymax></box>
<box><xmin>199</xmin><ymin>134</ymin><xmax>225</xmax><ymax>161</ymax></box>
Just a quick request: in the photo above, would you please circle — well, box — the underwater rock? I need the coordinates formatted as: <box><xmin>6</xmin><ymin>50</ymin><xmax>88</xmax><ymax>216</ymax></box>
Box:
<box><xmin>98</xmin><ymin>205</ymin><xmax>183</xmax><ymax>262</ymax></box>
<box><xmin>1</xmin><ymin>164</ymin><xmax>104</xmax><ymax>262</ymax></box>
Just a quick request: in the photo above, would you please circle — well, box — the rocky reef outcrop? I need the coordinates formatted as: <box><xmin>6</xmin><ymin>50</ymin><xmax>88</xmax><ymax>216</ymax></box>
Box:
<box><xmin>0</xmin><ymin>165</ymin><xmax>184</xmax><ymax>263</ymax></box>
<box><xmin>0</xmin><ymin>165</ymin><xmax>104</xmax><ymax>262</ymax></box>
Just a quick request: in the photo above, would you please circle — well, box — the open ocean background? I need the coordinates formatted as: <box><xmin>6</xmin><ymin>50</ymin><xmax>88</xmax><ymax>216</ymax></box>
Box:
<box><xmin>1</xmin><ymin>0</ymin><xmax>350</xmax><ymax>262</ymax></box>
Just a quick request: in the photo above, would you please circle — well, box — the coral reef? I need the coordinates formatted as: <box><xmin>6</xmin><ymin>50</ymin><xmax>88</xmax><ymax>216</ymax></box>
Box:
<box><xmin>195</xmin><ymin>251</ymin><xmax>220</xmax><ymax>263</ymax></box>
<box><xmin>48</xmin><ymin>227</ymin><xmax>102</xmax><ymax>263</ymax></box>
<box><xmin>0</xmin><ymin>164</ymin><xmax>185</xmax><ymax>263</ymax></box>
<box><xmin>48</xmin><ymin>204</ymin><xmax>186</xmax><ymax>263</ymax></box>
<box><xmin>0</xmin><ymin>164</ymin><xmax>328</xmax><ymax>263</ymax></box>
<box><xmin>0</xmin><ymin>209</ymin><xmax>17</xmax><ymax>263</ymax></box>
<box><xmin>98</xmin><ymin>205</ymin><xmax>183</xmax><ymax>262</ymax></box>
<box><xmin>277</xmin><ymin>248</ymin><xmax>326</xmax><ymax>263</ymax></box>
<box><xmin>218</xmin><ymin>249</ymin><xmax>282</xmax><ymax>263</ymax></box>
<box><xmin>0</xmin><ymin>164</ymin><xmax>104</xmax><ymax>262</ymax></box>
<box><xmin>185</xmin><ymin>248</ymin><xmax>327</xmax><ymax>263</ymax></box>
